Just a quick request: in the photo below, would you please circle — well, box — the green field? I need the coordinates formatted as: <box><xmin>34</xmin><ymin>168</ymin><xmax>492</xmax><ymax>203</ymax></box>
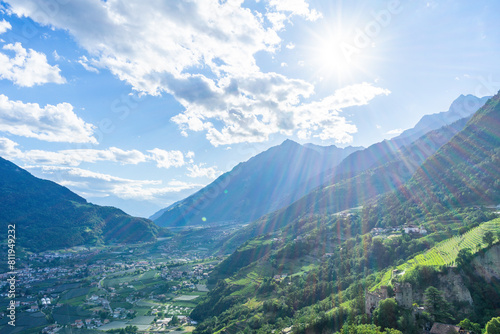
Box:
<box><xmin>372</xmin><ymin>218</ymin><xmax>500</xmax><ymax>290</ymax></box>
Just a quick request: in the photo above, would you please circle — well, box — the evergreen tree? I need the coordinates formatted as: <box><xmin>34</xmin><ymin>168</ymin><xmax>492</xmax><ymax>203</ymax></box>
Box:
<box><xmin>424</xmin><ymin>286</ymin><xmax>453</xmax><ymax>323</ymax></box>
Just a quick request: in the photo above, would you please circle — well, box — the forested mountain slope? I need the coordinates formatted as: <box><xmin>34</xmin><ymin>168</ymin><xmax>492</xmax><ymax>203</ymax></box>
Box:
<box><xmin>152</xmin><ymin>140</ymin><xmax>361</xmax><ymax>227</ymax></box>
<box><xmin>364</xmin><ymin>91</ymin><xmax>500</xmax><ymax>228</ymax></box>
<box><xmin>218</xmin><ymin>116</ymin><xmax>472</xmax><ymax>253</ymax></box>
<box><xmin>0</xmin><ymin>157</ymin><xmax>164</xmax><ymax>252</ymax></box>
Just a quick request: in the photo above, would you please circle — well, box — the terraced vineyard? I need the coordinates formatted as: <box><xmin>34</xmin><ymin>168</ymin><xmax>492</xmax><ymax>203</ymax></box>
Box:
<box><xmin>372</xmin><ymin>218</ymin><xmax>500</xmax><ymax>290</ymax></box>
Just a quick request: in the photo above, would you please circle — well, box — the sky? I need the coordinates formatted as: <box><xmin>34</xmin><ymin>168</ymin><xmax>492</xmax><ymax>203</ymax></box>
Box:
<box><xmin>0</xmin><ymin>0</ymin><xmax>499</xmax><ymax>218</ymax></box>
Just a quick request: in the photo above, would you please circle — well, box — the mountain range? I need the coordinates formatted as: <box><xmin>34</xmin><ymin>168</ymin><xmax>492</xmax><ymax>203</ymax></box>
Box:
<box><xmin>151</xmin><ymin>94</ymin><xmax>489</xmax><ymax>231</ymax></box>
<box><xmin>367</xmin><ymin>91</ymin><xmax>500</xmax><ymax>226</ymax></box>
<box><xmin>189</xmin><ymin>91</ymin><xmax>500</xmax><ymax>334</ymax></box>
<box><xmin>0</xmin><ymin>157</ymin><xmax>165</xmax><ymax>252</ymax></box>
<box><xmin>152</xmin><ymin>142</ymin><xmax>362</xmax><ymax>227</ymax></box>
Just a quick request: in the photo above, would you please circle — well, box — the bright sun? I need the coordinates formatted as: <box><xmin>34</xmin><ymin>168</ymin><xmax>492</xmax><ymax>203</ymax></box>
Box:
<box><xmin>307</xmin><ymin>24</ymin><xmax>371</xmax><ymax>83</ymax></box>
<box><xmin>311</xmin><ymin>32</ymin><xmax>357</xmax><ymax>79</ymax></box>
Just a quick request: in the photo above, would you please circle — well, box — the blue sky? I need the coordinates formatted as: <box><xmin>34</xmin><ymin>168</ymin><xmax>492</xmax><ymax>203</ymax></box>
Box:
<box><xmin>0</xmin><ymin>0</ymin><xmax>499</xmax><ymax>217</ymax></box>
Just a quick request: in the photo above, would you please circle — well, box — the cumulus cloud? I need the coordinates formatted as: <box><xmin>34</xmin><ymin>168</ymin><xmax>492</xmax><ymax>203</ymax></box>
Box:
<box><xmin>7</xmin><ymin>0</ymin><xmax>280</xmax><ymax>92</ymax></box>
<box><xmin>173</xmin><ymin>80</ymin><xmax>389</xmax><ymax>146</ymax></box>
<box><xmin>0</xmin><ymin>137</ymin><xmax>197</xmax><ymax>170</ymax></box>
<box><xmin>0</xmin><ymin>19</ymin><xmax>11</xmax><ymax>34</ymax></box>
<box><xmin>6</xmin><ymin>0</ymin><xmax>389</xmax><ymax>146</ymax></box>
<box><xmin>187</xmin><ymin>163</ymin><xmax>220</xmax><ymax>179</ymax></box>
<box><xmin>0</xmin><ymin>94</ymin><xmax>97</xmax><ymax>143</ymax></box>
<box><xmin>25</xmin><ymin>165</ymin><xmax>203</xmax><ymax>201</ymax></box>
<box><xmin>266</xmin><ymin>0</ymin><xmax>321</xmax><ymax>30</ymax></box>
<box><xmin>268</xmin><ymin>0</ymin><xmax>322</xmax><ymax>21</ymax></box>
<box><xmin>0</xmin><ymin>137</ymin><xmax>22</xmax><ymax>158</ymax></box>
<box><xmin>147</xmin><ymin>148</ymin><xmax>185</xmax><ymax>169</ymax></box>
<box><xmin>0</xmin><ymin>43</ymin><xmax>66</xmax><ymax>86</ymax></box>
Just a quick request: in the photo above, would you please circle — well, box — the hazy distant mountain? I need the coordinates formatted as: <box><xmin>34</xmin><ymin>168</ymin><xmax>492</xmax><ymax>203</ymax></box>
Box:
<box><xmin>0</xmin><ymin>157</ymin><xmax>164</xmax><ymax>252</ymax></box>
<box><xmin>318</xmin><ymin>94</ymin><xmax>490</xmax><ymax>183</ymax></box>
<box><xmin>219</xmin><ymin>116</ymin><xmax>471</xmax><ymax>253</ymax></box>
<box><xmin>215</xmin><ymin>94</ymin><xmax>490</xmax><ymax>252</ymax></box>
<box><xmin>152</xmin><ymin>140</ymin><xmax>362</xmax><ymax>227</ymax></box>
<box><xmin>391</xmin><ymin>94</ymin><xmax>490</xmax><ymax>148</ymax></box>
<box><xmin>368</xmin><ymin>91</ymin><xmax>500</xmax><ymax>224</ymax></box>
<box><xmin>153</xmin><ymin>94</ymin><xmax>488</xmax><ymax>231</ymax></box>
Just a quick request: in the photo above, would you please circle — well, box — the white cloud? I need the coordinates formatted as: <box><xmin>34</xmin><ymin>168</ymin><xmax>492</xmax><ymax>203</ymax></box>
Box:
<box><xmin>7</xmin><ymin>0</ymin><xmax>280</xmax><ymax>94</ymax></box>
<box><xmin>0</xmin><ymin>19</ymin><xmax>11</xmax><ymax>34</ymax></box>
<box><xmin>173</xmin><ymin>79</ymin><xmax>389</xmax><ymax>146</ymax></box>
<box><xmin>78</xmin><ymin>55</ymin><xmax>99</xmax><ymax>73</ymax></box>
<box><xmin>187</xmin><ymin>163</ymin><xmax>220</xmax><ymax>179</ymax></box>
<box><xmin>0</xmin><ymin>139</ymin><xmax>146</xmax><ymax>166</ymax></box>
<box><xmin>268</xmin><ymin>0</ymin><xmax>322</xmax><ymax>21</ymax></box>
<box><xmin>386</xmin><ymin>128</ymin><xmax>404</xmax><ymax>136</ymax></box>
<box><xmin>22</xmin><ymin>147</ymin><xmax>147</xmax><ymax>166</ymax></box>
<box><xmin>266</xmin><ymin>11</ymin><xmax>288</xmax><ymax>31</ymax></box>
<box><xmin>147</xmin><ymin>148</ymin><xmax>185</xmax><ymax>169</ymax></box>
<box><xmin>25</xmin><ymin>165</ymin><xmax>203</xmax><ymax>201</ymax></box>
<box><xmin>52</xmin><ymin>50</ymin><xmax>61</xmax><ymax>61</ymax></box>
<box><xmin>0</xmin><ymin>137</ymin><xmax>22</xmax><ymax>158</ymax></box>
<box><xmin>6</xmin><ymin>0</ymin><xmax>389</xmax><ymax>146</ymax></box>
<box><xmin>0</xmin><ymin>42</ymin><xmax>66</xmax><ymax>86</ymax></box>
<box><xmin>0</xmin><ymin>94</ymin><xmax>97</xmax><ymax>143</ymax></box>
<box><xmin>292</xmin><ymin>83</ymin><xmax>390</xmax><ymax>142</ymax></box>
<box><xmin>0</xmin><ymin>138</ymin><xmax>196</xmax><ymax>170</ymax></box>
<box><xmin>286</xmin><ymin>42</ymin><xmax>295</xmax><ymax>49</ymax></box>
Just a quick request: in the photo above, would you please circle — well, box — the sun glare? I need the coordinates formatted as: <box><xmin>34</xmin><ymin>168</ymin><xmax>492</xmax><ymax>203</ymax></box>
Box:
<box><xmin>310</xmin><ymin>30</ymin><xmax>363</xmax><ymax>82</ymax></box>
<box><xmin>306</xmin><ymin>19</ymin><xmax>375</xmax><ymax>85</ymax></box>
<box><xmin>317</xmin><ymin>36</ymin><xmax>349</xmax><ymax>73</ymax></box>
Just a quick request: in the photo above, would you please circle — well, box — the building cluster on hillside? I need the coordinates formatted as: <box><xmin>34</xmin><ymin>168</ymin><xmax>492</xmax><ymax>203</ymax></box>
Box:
<box><xmin>161</xmin><ymin>263</ymin><xmax>214</xmax><ymax>283</ymax></box>
<box><xmin>28</xmin><ymin>249</ymin><xmax>100</xmax><ymax>263</ymax></box>
<box><xmin>71</xmin><ymin>318</ymin><xmax>110</xmax><ymax>329</ymax></box>
<box><xmin>370</xmin><ymin>225</ymin><xmax>427</xmax><ymax>236</ymax></box>
<box><xmin>41</xmin><ymin>324</ymin><xmax>62</xmax><ymax>334</ymax></box>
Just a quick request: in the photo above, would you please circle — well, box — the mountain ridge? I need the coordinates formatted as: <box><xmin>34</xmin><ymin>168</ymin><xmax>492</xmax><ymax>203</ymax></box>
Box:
<box><xmin>152</xmin><ymin>140</ymin><xmax>362</xmax><ymax>227</ymax></box>
<box><xmin>0</xmin><ymin>156</ymin><xmax>165</xmax><ymax>252</ymax></box>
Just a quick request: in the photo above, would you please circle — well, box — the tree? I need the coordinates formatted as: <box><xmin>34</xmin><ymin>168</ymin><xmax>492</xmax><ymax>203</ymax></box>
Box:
<box><xmin>124</xmin><ymin>325</ymin><xmax>138</xmax><ymax>333</ymax></box>
<box><xmin>373</xmin><ymin>298</ymin><xmax>398</xmax><ymax>330</ymax></box>
<box><xmin>455</xmin><ymin>248</ymin><xmax>473</xmax><ymax>268</ymax></box>
<box><xmin>458</xmin><ymin>318</ymin><xmax>481</xmax><ymax>334</ymax></box>
<box><xmin>397</xmin><ymin>311</ymin><xmax>418</xmax><ymax>334</ymax></box>
<box><xmin>485</xmin><ymin>317</ymin><xmax>500</xmax><ymax>334</ymax></box>
<box><xmin>424</xmin><ymin>286</ymin><xmax>452</xmax><ymax>322</ymax></box>
<box><xmin>170</xmin><ymin>315</ymin><xmax>179</xmax><ymax>326</ymax></box>
<box><xmin>483</xmin><ymin>231</ymin><xmax>495</xmax><ymax>248</ymax></box>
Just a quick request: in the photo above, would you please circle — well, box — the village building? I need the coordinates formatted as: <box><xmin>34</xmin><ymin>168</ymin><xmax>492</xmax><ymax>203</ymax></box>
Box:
<box><xmin>365</xmin><ymin>282</ymin><xmax>413</xmax><ymax>315</ymax></box>
<box><xmin>365</xmin><ymin>286</ymin><xmax>389</xmax><ymax>315</ymax></box>
<box><xmin>403</xmin><ymin>225</ymin><xmax>427</xmax><ymax>234</ymax></box>
<box><xmin>394</xmin><ymin>282</ymin><xmax>412</xmax><ymax>309</ymax></box>
<box><xmin>430</xmin><ymin>322</ymin><xmax>470</xmax><ymax>334</ymax></box>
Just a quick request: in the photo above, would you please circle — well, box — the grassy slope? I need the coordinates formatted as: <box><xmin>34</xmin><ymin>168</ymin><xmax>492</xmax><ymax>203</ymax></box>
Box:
<box><xmin>371</xmin><ymin>218</ymin><xmax>500</xmax><ymax>290</ymax></box>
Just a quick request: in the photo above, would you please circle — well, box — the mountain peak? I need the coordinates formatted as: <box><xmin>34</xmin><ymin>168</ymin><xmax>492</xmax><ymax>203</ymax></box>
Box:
<box><xmin>449</xmin><ymin>94</ymin><xmax>490</xmax><ymax>117</ymax></box>
<box><xmin>281</xmin><ymin>139</ymin><xmax>300</xmax><ymax>147</ymax></box>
